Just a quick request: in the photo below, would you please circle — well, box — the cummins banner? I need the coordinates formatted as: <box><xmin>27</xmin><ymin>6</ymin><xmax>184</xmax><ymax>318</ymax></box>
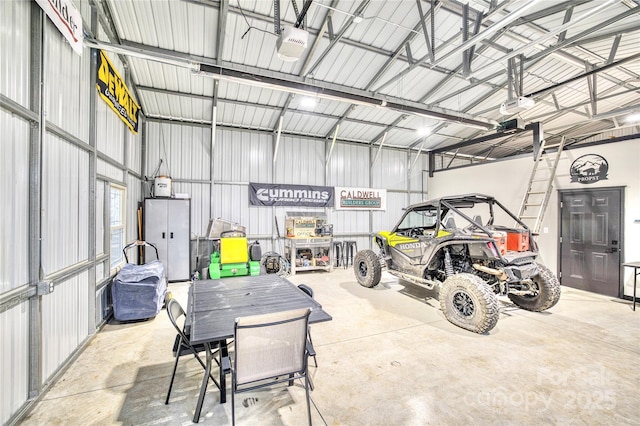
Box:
<box><xmin>249</xmin><ymin>183</ymin><xmax>334</xmax><ymax>207</ymax></box>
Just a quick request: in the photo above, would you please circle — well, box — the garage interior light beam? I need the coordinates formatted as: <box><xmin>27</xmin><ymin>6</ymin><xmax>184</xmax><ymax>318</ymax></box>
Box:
<box><xmin>83</xmin><ymin>39</ymin><xmax>497</xmax><ymax>130</ymax></box>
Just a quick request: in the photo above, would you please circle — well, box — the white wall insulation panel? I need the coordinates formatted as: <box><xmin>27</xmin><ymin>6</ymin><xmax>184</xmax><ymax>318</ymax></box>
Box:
<box><xmin>41</xmin><ymin>271</ymin><xmax>89</xmax><ymax>383</ymax></box>
<box><xmin>0</xmin><ymin>111</ymin><xmax>30</xmax><ymax>292</ymax></box>
<box><xmin>0</xmin><ymin>301</ymin><xmax>30</xmax><ymax>425</ymax></box>
<box><xmin>41</xmin><ymin>133</ymin><xmax>90</xmax><ymax>276</ymax></box>
<box><xmin>0</xmin><ymin>0</ymin><xmax>30</xmax><ymax>107</ymax></box>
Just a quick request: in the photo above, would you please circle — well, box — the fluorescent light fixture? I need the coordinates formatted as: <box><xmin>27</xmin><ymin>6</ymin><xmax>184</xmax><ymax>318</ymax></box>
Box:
<box><xmin>416</xmin><ymin>127</ymin><xmax>431</xmax><ymax>137</ymax></box>
<box><xmin>353</xmin><ymin>12</ymin><xmax>364</xmax><ymax>24</ymax></box>
<box><xmin>299</xmin><ymin>96</ymin><xmax>318</xmax><ymax>108</ymax></box>
<box><xmin>624</xmin><ymin>112</ymin><xmax>640</xmax><ymax>123</ymax></box>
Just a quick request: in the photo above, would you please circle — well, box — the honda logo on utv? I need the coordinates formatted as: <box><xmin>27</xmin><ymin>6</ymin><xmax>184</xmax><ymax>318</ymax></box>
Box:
<box><xmin>397</xmin><ymin>242</ymin><xmax>427</xmax><ymax>250</ymax></box>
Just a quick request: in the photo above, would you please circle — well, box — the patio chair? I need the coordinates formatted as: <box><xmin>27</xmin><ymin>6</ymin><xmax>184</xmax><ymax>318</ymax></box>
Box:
<box><xmin>165</xmin><ymin>298</ymin><xmax>224</xmax><ymax>405</ymax></box>
<box><xmin>297</xmin><ymin>284</ymin><xmax>318</xmax><ymax>368</ymax></box>
<box><xmin>231</xmin><ymin>308</ymin><xmax>313</xmax><ymax>426</ymax></box>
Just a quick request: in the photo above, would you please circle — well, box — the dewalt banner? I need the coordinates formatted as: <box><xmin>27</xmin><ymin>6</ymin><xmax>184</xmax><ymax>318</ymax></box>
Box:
<box><xmin>96</xmin><ymin>50</ymin><xmax>140</xmax><ymax>134</ymax></box>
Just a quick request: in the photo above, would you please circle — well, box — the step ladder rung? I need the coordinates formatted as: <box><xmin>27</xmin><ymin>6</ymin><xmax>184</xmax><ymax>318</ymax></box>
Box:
<box><xmin>525</xmin><ymin>203</ymin><xmax>542</xmax><ymax>207</ymax></box>
<box><xmin>526</xmin><ymin>191</ymin><xmax>546</xmax><ymax>195</ymax></box>
<box><xmin>532</xmin><ymin>178</ymin><xmax>551</xmax><ymax>182</ymax></box>
<box><xmin>520</xmin><ymin>215</ymin><xmax>538</xmax><ymax>219</ymax></box>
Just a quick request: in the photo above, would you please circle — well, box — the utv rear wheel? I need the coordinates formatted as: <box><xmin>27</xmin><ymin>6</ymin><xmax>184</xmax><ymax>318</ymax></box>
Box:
<box><xmin>509</xmin><ymin>263</ymin><xmax>561</xmax><ymax>312</ymax></box>
<box><xmin>354</xmin><ymin>250</ymin><xmax>381</xmax><ymax>288</ymax></box>
<box><xmin>439</xmin><ymin>273</ymin><xmax>499</xmax><ymax>334</ymax></box>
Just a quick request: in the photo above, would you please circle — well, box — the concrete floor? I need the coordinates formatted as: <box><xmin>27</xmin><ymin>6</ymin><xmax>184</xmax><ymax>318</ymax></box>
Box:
<box><xmin>21</xmin><ymin>267</ymin><xmax>640</xmax><ymax>425</ymax></box>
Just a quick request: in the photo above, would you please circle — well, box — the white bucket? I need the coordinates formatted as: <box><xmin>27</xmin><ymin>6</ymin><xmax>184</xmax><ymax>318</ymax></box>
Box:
<box><xmin>154</xmin><ymin>176</ymin><xmax>172</xmax><ymax>198</ymax></box>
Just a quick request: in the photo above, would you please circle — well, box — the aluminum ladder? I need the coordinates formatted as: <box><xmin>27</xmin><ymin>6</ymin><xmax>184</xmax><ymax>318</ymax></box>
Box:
<box><xmin>517</xmin><ymin>136</ymin><xmax>566</xmax><ymax>233</ymax></box>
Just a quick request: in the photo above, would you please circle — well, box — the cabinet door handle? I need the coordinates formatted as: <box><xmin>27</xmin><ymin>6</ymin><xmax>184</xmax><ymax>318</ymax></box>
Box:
<box><xmin>162</xmin><ymin>232</ymin><xmax>166</xmax><ymax>239</ymax></box>
<box><xmin>170</xmin><ymin>232</ymin><xmax>174</xmax><ymax>239</ymax></box>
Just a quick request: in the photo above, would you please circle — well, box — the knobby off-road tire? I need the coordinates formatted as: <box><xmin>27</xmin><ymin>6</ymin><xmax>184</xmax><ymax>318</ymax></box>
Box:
<box><xmin>354</xmin><ymin>250</ymin><xmax>382</xmax><ymax>288</ymax></box>
<box><xmin>439</xmin><ymin>273</ymin><xmax>499</xmax><ymax>334</ymax></box>
<box><xmin>508</xmin><ymin>263</ymin><xmax>561</xmax><ymax>312</ymax></box>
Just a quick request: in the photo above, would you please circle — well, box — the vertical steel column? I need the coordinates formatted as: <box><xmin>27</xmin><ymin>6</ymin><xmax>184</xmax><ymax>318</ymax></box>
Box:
<box><xmin>28</xmin><ymin>2</ymin><xmax>45</xmax><ymax>399</ymax></box>
<box><xmin>87</xmin><ymin>5</ymin><xmax>98</xmax><ymax>332</ymax></box>
<box><xmin>210</xmin><ymin>81</ymin><xmax>218</xmax><ymax>224</ymax></box>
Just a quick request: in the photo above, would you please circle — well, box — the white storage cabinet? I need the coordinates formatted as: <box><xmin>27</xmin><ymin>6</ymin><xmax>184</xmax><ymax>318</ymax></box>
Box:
<box><xmin>144</xmin><ymin>198</ymin><xmax>191</xmax><ymax>281</ymax></box>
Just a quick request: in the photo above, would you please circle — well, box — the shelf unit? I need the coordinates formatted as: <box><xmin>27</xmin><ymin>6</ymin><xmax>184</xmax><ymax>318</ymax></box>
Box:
<box><xmin>285</xmin><ymin>237</ymin><xmax>333</xmax><ymax>275</ymax></box>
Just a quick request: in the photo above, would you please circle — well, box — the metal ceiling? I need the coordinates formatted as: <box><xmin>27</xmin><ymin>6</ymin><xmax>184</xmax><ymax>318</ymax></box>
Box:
<box><xmin>88</xmin><ymin>0</ymin><xmax>640</xmax><ymax>165</ymax></box>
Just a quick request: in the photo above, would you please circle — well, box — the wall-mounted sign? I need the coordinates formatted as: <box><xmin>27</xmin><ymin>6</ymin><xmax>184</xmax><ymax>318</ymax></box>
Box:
<box><xmin>335</xmin><ymin>187</ymin><xmax>387</xmax><ymax>210</ymax></box>
<box><xmin>570</xmin><ymin>154</ymin><xmax>609</xmax><ymax>184</ymax></box>
<box><xmin>96</xmin><ymin>50</ymin><xmax>141</xmax><ymax>134</ymax></box>
<box><xmin>249</xmin><ymin>183</ymin><xmax>334</xmax><ymax>207</ymax></box>
<box><xmin>36</xmin><ymin>0</ymin><xmax>83</xmax><ymax>55</ymax></box>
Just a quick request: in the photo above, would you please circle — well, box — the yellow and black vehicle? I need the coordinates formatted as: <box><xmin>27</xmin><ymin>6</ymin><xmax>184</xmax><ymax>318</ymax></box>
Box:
<box><xmin>354</xmin><ymin>194</ymin><xmax>560</xmax><ymax>334</ymax></box>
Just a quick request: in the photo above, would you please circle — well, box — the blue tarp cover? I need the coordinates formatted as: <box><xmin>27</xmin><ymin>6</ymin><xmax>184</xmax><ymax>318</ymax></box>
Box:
<box><xmin>112</xmin><ymin>260</ymin><xmax>167</xmax><ymax>321</ymax></box>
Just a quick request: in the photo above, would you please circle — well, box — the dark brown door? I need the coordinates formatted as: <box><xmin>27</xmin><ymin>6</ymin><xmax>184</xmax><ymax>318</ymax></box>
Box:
<box><xmin>559</xmin><ymin>188</ymin><xmax>622</xmax><ymax>297</ymax></box>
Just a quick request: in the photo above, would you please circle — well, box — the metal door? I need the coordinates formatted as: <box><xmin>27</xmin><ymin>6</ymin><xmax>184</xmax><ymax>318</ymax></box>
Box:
<box><xmin>144</xmin><ymin>198</ymin><xmax>170</xmax><ymax>276</ymax></box>
<box><xmin>167</xmin><ymin>199</ymin><xmax>190</xmax><ymax>281</ymax></box>
<box><xmin>559</xmin><ymin>188</ymin><xmax>623</xmax><ymax>297</ymax></box>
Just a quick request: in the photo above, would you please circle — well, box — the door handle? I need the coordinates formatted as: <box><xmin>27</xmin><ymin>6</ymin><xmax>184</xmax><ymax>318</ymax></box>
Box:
<box><xmin>605</xmin><ymin>247</ymin><xmax>619</xmax><ymax>253</ymax></box>
<box><xmin>162</xmin><ymin>232</ymin><xmax>166</xmax><ymax>239</ymax></box>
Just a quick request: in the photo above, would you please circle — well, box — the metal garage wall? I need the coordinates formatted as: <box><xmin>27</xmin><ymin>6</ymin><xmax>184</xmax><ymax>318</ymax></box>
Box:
<box><xmin>44</xmin><ymin>20</ymin><xmax>91</xmax><ymax>142</ymax></box>
<box><xmin>0</xmin><ymin>111</ymin><xmax>30</xmax><ymax>293</ymax></box>
<box><xmin>41</xmin><ymin>271</ymin><xmax>89</xmax><ymax>383</ymax></box>
<box><xmin>214</xmin><ymin>128</ymin><xmax>272</xmax><ymax>183</ymax></box>
<box><xmin>97</xmin><ymin>158</ymin><xmax>125</xmax><ymax>183</ymax></box>
<box><xmin>41</xmin><ymin>133</ymin><xmax>90</xmax><ymax>276</ymax></box>
<box><xmin>326</xmin><ymin>142</ymin><xmax>370</xmax><ymax>187</ymax></box>
<box><xmin>96</xmin><ymin>181</ymin><xmax>105</xmax><ymax>278</ymax></box>
<box><xmin>126</xmin><ymin>174</ymin><xmax>143</xmax><ymax>242</ymax></box>
<box><xmin>0</xmin><ymin>301</ymin><xmax>30</xmax><ymax>426</ymax></box>
<box><xmin>0</xmin><ymin>0</ymin><xmax>31</xmax><ymax>106</ymax></box>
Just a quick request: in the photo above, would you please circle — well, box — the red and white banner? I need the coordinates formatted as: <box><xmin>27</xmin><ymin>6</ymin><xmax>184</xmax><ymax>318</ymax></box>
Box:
<box><xmin>36</xmin><ymin>0</ymin><xmax>84</xmax><ymax>56</ymax></box>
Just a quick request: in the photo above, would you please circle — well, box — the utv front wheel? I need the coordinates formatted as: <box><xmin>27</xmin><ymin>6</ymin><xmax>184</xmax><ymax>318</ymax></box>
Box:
<box><xmin>509</xmin><ymin>263</ymin><xmax>561</xmax><ymax>312</ymax></box>
<box><xmin>354</xmin><ymin>250</ymin><xmax>381</xmax><ymax>288</ymax></box>
<box><xmin>439</xmin><ymin>273</ymin><xmax>499</xmax><ymax>334</ymax></box>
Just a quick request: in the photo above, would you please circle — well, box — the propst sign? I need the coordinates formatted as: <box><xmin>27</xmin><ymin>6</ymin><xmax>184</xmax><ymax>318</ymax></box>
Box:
<box><xmin>249</xmin><ymin>183</ymin><xmax>334</xmax><ymax>207</ymax></box>
<box><xmin>335</xmin><ymin>187</ymin><xmax>387</xmax><ymax>210</ymax></box>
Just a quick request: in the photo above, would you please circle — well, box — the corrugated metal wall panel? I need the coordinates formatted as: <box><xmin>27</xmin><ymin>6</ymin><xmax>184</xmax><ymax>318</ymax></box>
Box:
<box><xmin>214</xmin><ymin>129</ymin><xmax>272</xmax><ymax>183</ymax></box>
<box><xmin>41</xmin><ymin>271</ymin><xmax>89</xmax><ymax>382</ymax></box>
<box><xmin>96</xmin><ymin>181</ymin><xmax>105</xmax><ymax>256</ymax></box>
<box><xmin>126</xmin><ymin>174</ymin><xmax>143</xmax><ymax>243</ymax></box>
<box><xmin>171</xmin><ymin>183</ymin><xmax>210</xmax><ymax>236</ymax></box>
<box><xmin>41</xmin><ymin>134</ymin><xmax>90</xmax><ymax>276</ymax></box>
<box><xmin>44</xmin><ymin>19</ymin><xmax>90</xmax><ymax>142</ymax></box>
<box><xmin>146</xmin><ymin>121</ymin><xmax>211</xmax><ymax>181</ymax></box>
<box><xmin>95</xmin><ymin>97</ymin><xmax>126</xmax><ymax>164</ymax></box>
<box><xmin>97</xmin><ymin>159</ymin><xmax>124</xmax><ymax>183</ymax></box>
<box><xmin>0</xmin><ymin>0</ymin><xmax>30</xmax><ymax>107</ymax></box>
<box><xmin>372</xmin><ymin>149</ymin><xmax>408</xmax><ymax>190</ymax></box>
<box><xmin>96</xmin><ymin>284</ymin><xmax>109</xmax><ymax>324</ymax></box>
<box><xmin>127</xmin><ymin>126</ymin><xmax>142</xmax><ymax>174</ymax></box>
<box><xmin>327</xmin><ymin>142</ymin><xmax>370</xmax><ymax>186</ymax></box>
<box><xmin>0</xmin><ymin>111</ymin><xmax>30</xmax><ymax>293</ymax></box>
<box><xmin>275</xmin><ymin>137</ymin><xmax>325</xmax><ymax>185</ymax></box>
<box><xmin>0</xmin><ymin>300</ymin><xmax>30</xmax><ymax>425</ymax></box>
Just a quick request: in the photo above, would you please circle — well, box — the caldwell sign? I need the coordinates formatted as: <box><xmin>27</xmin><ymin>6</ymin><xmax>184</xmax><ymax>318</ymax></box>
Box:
<box><xmin>335</xmin><ymin>187</ymin><xmax>387</xmax><ymax>210</ymax></box>
<box><xmin>249</xmin><ymin>183</ymin><xmax>334</xmax><ymax>207</ymax></box>
<box><xmin>96</xmin><ymin>50</ymin><xmax>141</xmax><ymax>134</ymax></box>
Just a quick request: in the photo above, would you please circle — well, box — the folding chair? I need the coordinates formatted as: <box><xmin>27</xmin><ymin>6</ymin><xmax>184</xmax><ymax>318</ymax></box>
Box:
<box><xmin>231</xmin><ymin>308</ymin><xmax>313</xmax><ymax>425</ymax></box>
<box><xmin>165</xmin><ymin>298</ymin><xmax>224</xmax><ymax>405</ymax></box>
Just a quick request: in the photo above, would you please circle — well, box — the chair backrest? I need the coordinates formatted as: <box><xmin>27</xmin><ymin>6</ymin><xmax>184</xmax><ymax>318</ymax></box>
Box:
<box><xmin>473</xmin><ymin>215</ymin><xmax>483</xmax><ymax>226</ymax></box>
<box><xmin>166</xmin><ymin>298</ymin><xmax>188</xmax><ymax>341</ymax></box>
<box><xmin>234</xmin><ymin>308</ymin><xmax>311</xmax><ymax>386</ymax></box>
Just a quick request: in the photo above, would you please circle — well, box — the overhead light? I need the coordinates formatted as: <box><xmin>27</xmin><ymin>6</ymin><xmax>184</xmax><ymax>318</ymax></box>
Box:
<box><xmin>299</xmin><ymin>96</ymin><xmax>318</xmax><ymax>108</ymax></box>
<box><xmin>276</xmin><ymin>26</ymin><xmax>309</xmax><ymax>62</ymax></box>
<box><xmin>353</xmin><ymin>12</ymin><xmax>364</xmax><ymax>24</ymax></box>
<box><xmin>416</xmin><ymin>127</ymin><xmax>431</xmax><ymax>137</ymax></box>
<box><xmin>624</xmin><ymin>112</ymin><xmax>640</xmax><ymax>123</ymax></box>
